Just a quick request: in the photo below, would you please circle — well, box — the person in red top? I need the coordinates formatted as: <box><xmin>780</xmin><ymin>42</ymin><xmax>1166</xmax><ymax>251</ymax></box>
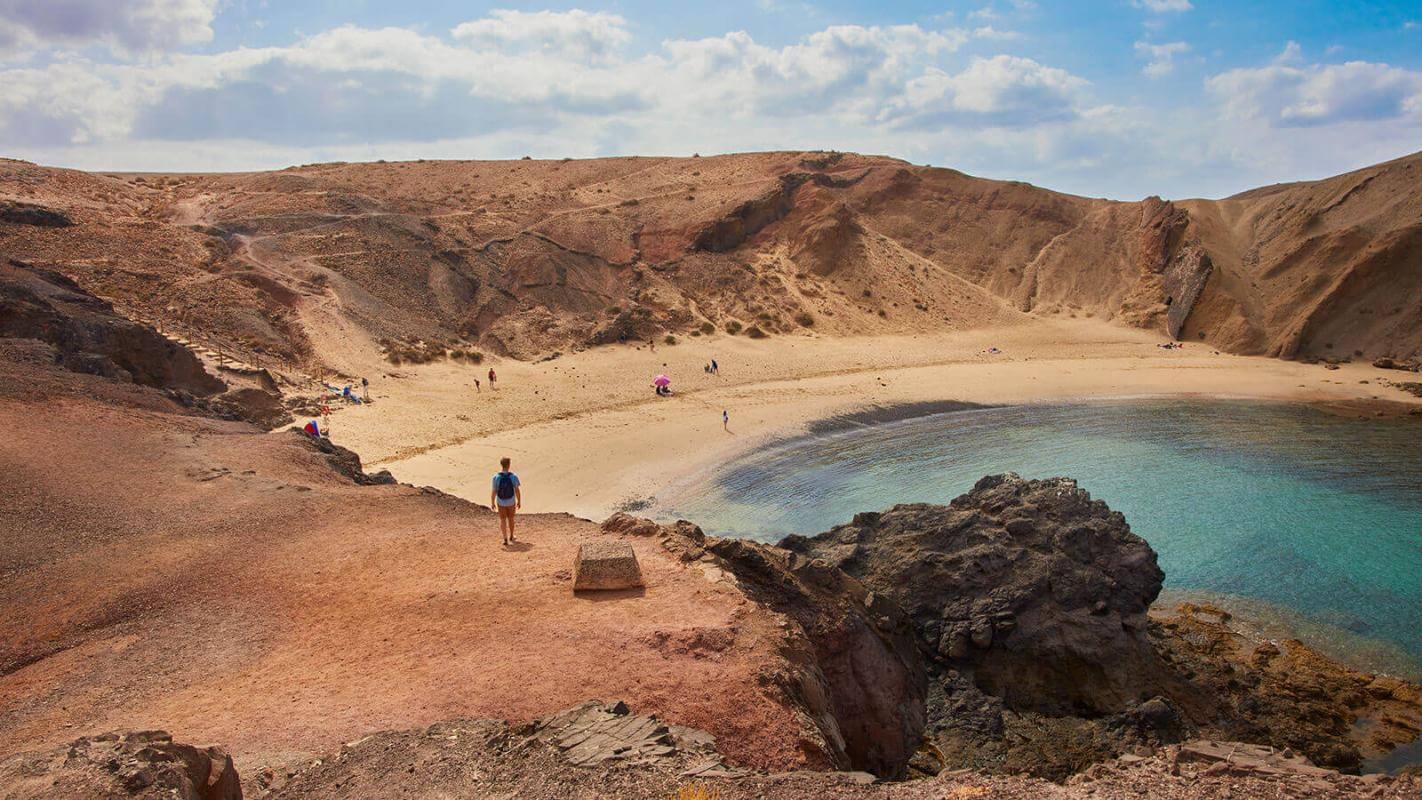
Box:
<box><xmin>488</xmin><ymin>367</ymin><xmax>497</xmax><ymax>390</ymax></box>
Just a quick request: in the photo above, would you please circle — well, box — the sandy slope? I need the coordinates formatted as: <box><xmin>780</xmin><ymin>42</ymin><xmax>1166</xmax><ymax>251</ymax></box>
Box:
<box><xmin>323</xmin><ymin>317</ymin><xmax>1422</xmax><ymax>520</ymax></box>
<box><xmin>0</xmin><ymin>359</ymin><xmax>818</xmax><ymax>777</ymax></box>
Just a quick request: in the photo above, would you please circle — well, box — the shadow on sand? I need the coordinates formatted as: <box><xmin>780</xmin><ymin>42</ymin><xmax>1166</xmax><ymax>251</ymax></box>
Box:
<box><xmin>573</xmin><ymin>587</ymin><xmax>647</xmax><ymax>602</ymax></box>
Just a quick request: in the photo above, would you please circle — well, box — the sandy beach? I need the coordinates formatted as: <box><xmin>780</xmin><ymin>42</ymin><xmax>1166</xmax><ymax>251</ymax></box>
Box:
<box><xmin>326</xmin><ymin>317</ymin><xmax>1421</xmax><ymax>521</ymax></box>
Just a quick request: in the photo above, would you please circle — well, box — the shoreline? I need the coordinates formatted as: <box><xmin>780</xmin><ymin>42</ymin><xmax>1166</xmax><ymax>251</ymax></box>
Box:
<box><xmin>330</xmin><ymin>318</ymin><xmax>1421</xmax><ymax>521</ymax></box>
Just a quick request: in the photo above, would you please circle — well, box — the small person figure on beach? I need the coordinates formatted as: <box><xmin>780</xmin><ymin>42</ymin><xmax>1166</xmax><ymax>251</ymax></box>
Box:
<box><xmin>360</xmin><ymin>376</ymin><xmax>369</xmax><ymax>402</ymax></box>
<box><xmin>488</xmin><ymin>367</ymin><xmax>497</xmax><ymax>390</ymax></box>
<box><xmin>722</xmin><ymin>409</ymin><xmax>729</xmax><ymax>431</ymax></box>
<box><xmin>474</xmin><ymin>377</ymin><xmax>481</xmax><ymax>393</ymax></box>
<box><xmin>491</xmin><ymin>456</ymin><xmax>521</xmax><ymax>545</ymax></box>
<box><xmin>711</xmin><ymin>359</ymin><xmax>719</xmax><ymax>375</ymax></box>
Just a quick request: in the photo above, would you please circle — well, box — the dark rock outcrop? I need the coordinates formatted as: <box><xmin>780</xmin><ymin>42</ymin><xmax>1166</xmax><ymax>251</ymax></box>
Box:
<box><xmin>782</xmin><ymin>473</ymin><xmax>1164</xmax><ymax>717</ymax></box>
<box><xmin>0</xmin><ymin>200</ymin><xmax>73</xmax><ymax>227</ymax></box>
<box><xmin>601</xmin><ymin>513</ymin><xmax>927</xmax><ymax>778</ymax></box>
<box><xmin>294</xmin><ymin>429</ymin><xmax>398</xmax><ymax>486</ymax></box>
<box><xmin>0</xmin><ymin>730</ymin><xmax>240</xmax><ymax>799</ymax></box>
<box><xmin>0</xmin><ymin>260</ymin><xmax>224</xmax><ymax>395</ymax></box>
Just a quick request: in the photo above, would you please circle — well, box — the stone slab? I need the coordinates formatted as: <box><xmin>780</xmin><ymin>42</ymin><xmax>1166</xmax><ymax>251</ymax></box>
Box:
<box><xmin>573</xmin><ymin>541</ymin><xmax>644</xmax><ymax>591</ymax></box>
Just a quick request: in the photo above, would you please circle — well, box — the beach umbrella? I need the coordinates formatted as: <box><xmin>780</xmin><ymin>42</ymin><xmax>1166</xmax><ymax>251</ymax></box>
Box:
<box><xmin>653</xmin><ymin>374</ymin><xmax>671</xmax><ymax>387</ymax></box>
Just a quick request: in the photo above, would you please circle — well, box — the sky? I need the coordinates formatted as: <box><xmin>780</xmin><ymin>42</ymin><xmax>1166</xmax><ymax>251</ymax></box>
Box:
<box><xmin>1</xmin><ymin>0</ymin><xmax>1419</xmax><ymax>199</ymax></box>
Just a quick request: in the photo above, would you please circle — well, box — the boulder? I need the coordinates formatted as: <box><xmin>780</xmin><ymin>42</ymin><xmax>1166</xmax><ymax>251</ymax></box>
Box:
<box><xmin>0</xmin><ymin>730</ymin><xmax>240</xmax><ymax>799</ymax></box>
<box><xmin>573</xmin><ymin>540</ymin><xmax>644</xmax><ymax>591</ymax></box>
<box><xmin>781</xmin><ymin>473</ymin><xmax>1164</xmax><ymax>716</ymax></box>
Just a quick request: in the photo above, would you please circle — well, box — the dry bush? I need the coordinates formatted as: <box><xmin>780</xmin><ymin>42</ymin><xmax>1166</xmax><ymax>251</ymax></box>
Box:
<box><xmin>699</xmin><ymin>321</ymin><xmax>715</xmax><ymax>335</ymax></box>
<box><xmin>794</xmin><ymin>311</ymin><xmax>815</xmax><ymax>327</ymax></box>
<box><xmin>664</xmin><ymin>334</ymin><xmax>678</xmax><ymax>345</ymax></box>
<box><xmin>724</xmin><ymin>320</ymin><xmax>742</xmax><ymax>335</ymax></box>
<box><xmin>671</xmin><ymin>783</ymin><xmax>719</xmax><ymax>800</ymax></box>
<box><xmin>745</xmin><ymin>325</ymin><xmax>768</xmax><ymax>339</ymax></box>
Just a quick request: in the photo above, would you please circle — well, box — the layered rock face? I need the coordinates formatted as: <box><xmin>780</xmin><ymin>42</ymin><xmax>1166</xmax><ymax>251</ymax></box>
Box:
<box><xmin>0</xmin><ymin>259</ymin><xmax>223</xmax><ymax>394</ymax></box>
<box><xmin>782</xmin><ymin>474</ymin><xmax>1165</xmax><ymax>717</ymax></box>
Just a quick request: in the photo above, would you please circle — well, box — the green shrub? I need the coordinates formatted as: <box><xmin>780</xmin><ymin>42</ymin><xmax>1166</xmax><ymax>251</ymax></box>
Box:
<box><xmin>724</xmin><ymin>320</ymin><xmax>742</xmax><ymax>335</ymax></box>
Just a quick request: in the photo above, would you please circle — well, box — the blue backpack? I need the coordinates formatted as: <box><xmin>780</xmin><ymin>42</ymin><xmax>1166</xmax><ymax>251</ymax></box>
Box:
<box><xmin>496</xmin><ymin>472</ymin><xmax>516</xmax><ymax>500</ymax></box>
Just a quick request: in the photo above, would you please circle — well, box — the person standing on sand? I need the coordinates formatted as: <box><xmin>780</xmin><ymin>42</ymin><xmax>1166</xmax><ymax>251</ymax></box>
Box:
<box><xmin>711</xmin><ymin>359</ymin><xmax>719</xmax><ymax>375</ymax></box>
<box><xmin>491</xmin><ymin>456</ymin><xmax>521</xmax><ymax>545</ymax></box>
<box><xmin>488</xmin><ymin>367</ymin><xmax>497</xmax><ymax>390</ymax></box>
<box><xmin>474</xmin><ymin>377</ymin><xmax>481</xmax><ymax>393</ymax></box>
<box><xmin>360</xmin><ymin>376</ymin><xmax>369</xmax><ymax>402</ymax></box>
<box><xmin>723</xmin><ymin>409</ymin><xmax>729</xmax><ymax>431</ymax></box>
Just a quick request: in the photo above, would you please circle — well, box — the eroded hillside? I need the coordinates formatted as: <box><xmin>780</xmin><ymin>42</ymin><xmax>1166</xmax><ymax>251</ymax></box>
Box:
<box><xmin>1</xmin><ymin>149</ymin><xmax>1418</xmax><ymax>370</ymax></box>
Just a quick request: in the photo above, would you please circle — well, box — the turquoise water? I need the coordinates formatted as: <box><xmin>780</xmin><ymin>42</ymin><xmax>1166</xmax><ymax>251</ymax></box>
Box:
<box><xmin>658</xmin><ymin>400</ymin><xmax>1422</xmax><ymax>674</ymax></box>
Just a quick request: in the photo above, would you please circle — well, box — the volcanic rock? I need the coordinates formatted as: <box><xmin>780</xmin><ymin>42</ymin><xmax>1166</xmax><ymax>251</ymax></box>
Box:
<box><xmin>781</xmin><ymin>473</ymin><xmax>1164</xmax><ymax>716</ymax></box>
<box><xmin>599</xmin><ymin>514</ymin><xmax>927</xmax><ymax>777</ymax></box>
<box><xmin>0</xmin><ymin>730</ymin><xmax>240</xmax><ymax>800</ymax></box>
<box><xmin>0</xmin><ymin>260</ymin><xmax>223</xmax><ymax>395</ymax></box>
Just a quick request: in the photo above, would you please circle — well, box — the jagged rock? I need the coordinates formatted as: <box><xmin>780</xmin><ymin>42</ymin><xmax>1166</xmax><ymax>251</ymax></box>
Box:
<box><xmin>293</xmin><ymin>429</ymin><xmax>398</xmax><ymax>486</ymax></box>
<box><xmin>598</xmin><ymin>515</ymin><xmax>926</xmax><ymax>777</ymax></box>
<box><xmin>0</xmin><ymin>730</ymin><xmax>240</xmax><ymax>799</ymax></box>
<box><xmin>573</xmin><ymin>541</ymin><xmax>645</xmax><ymax>591</ymax></box>
<box><xmin>781</xmin><ymin>473</ymin><xmax>1164</xmax><ymax>716</ymax></box>
<box><xmin>525</xmin><ymin>700</ymin><xmax>739</xmax><ymax>772</ymax></box>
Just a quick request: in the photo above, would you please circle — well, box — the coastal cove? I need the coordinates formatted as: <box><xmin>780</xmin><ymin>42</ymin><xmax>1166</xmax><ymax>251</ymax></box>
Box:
<box><xmin>657</xmin><ymin>399</ymin><xmax>1422</xmax><ymax>679</ymax></box>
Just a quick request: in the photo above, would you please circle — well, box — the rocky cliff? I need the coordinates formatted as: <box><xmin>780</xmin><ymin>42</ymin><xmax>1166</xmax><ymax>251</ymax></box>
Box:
<box><xmin>783</xmin><ymin>473</ymin><xmax>1422</xmax><ymax>779</ymax></box>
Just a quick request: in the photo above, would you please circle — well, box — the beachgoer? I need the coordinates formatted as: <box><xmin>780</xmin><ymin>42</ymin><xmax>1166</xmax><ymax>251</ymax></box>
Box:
<box><xmin>722</xmin><ymin>409</ymin><xmax>729</xmax><ymax>431</ymax></box>
<box><xmin>490</xmin><ymin>456</ymin><xmax>521</xmax><ymax>545</ymax></box>
<box><xmin>474</xmin><ymin>377</ymin><xmax>481</xmax><ymax>393</ymax></box>
<box><xmin>360</xmin><ymin>376</ymin><xmax>369</xmax><ymax>402</ymax></box>
<box><xmin>488</xmin><ymin>367</ymin><xmax>497</xmax><ymax>390</ymax></box>
<box><xmin>649</xmin><ymin>338</ymin><xmax>655</xmax><ymax>352</ymax></box>
<box><xmin>711</xmin><ymin>359</ymin><xmax>719</xmax><ymax>375</ymax></box>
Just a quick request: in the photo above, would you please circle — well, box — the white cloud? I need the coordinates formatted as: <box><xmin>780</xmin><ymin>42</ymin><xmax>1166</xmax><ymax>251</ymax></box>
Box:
<box><xmin>972</xmin><ymin>26</ymin><xmax>1021</xmax><ymax>41</ymax></box>
<box><xmin>1273</xmin><ymin>40</ymin><xmax>1302</xmax><ymax>64</ymax></box>
<box><xmin>1135</xmin><ymin>40</ymin><xmax>1189</xmax><ymax>77</ymax></box>
<box><xmin>1132</xmin><ymin>0</ymin><xmax>1192</xmax><ymax>12</ymax></box>
<box><xmin>882</xmin><ymin>54</ymin><xmax>1090</xmax><ymax>128</ymax></box>
<box><xmin>0</xmin><ymin>0</ymin><xmax>217</xmax><ymax>57</ymax></box>
<box><xmin>451</xmin><ymin>9</ymin><xmax>632</xmax><ymax>61</ymax></box>
<box><xmin>1208</xmin><ymin>58</ymin><xmax>1422</xmax><ymax>127</ymax></box>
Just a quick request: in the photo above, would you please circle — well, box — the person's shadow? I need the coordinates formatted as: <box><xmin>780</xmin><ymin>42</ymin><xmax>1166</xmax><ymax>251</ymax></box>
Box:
<box><xmin>503</xmin><ymin>541</ymin><xmax>534</xmax><ymax>552</ymax></box>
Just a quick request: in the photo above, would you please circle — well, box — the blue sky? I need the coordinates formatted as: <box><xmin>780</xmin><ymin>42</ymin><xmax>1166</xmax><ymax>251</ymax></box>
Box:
<box><xmin>1</xmin><ymin>0</ymin><xmax>1419</xmax><ymax>198</ymax></box>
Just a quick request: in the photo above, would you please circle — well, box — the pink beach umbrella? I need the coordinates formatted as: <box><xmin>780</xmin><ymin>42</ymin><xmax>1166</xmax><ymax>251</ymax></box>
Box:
<box><xmin>653</xmin><ymin>374</ymin><xmax>671</xmax><ymax>387</ymax></box>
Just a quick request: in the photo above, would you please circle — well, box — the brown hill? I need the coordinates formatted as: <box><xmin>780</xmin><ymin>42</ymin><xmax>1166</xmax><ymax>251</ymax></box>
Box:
<box><xmin>1</xmin><ymin>150</ymin><xmax>1418</xmax><ymax>372</ymax></box>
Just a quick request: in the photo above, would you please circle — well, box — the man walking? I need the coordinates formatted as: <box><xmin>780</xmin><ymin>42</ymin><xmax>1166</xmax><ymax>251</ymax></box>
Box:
<box><xmin>491</xmin><ymin>456</ymin><xmax>521</xmax><ymax>545</ymax></box>
<box><xmin>488</xmin><ymin>367</ymin><xmax>498</xmax><ymax>390</ymax></box>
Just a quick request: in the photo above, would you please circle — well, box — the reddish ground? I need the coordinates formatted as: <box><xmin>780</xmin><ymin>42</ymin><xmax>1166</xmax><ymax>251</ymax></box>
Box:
<box><xmin>0</xmin><ymin>356</ymin><xmax>812</xmax><ymax>776</ymax></box>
